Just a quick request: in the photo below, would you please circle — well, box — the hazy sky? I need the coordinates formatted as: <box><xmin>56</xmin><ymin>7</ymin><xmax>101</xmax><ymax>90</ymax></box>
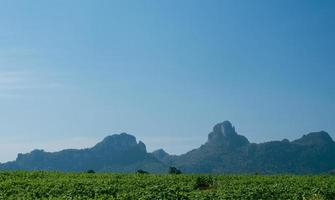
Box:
<box><xmin>0</xmin><ymin>0</ymin><xmax>334</xmax><ymax>162</ymax></box>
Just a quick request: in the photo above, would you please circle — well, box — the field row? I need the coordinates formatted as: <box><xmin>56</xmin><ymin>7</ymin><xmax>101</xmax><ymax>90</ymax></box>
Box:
<box><xmin>0</xmin><ymin>172</ymin><xmax>334</xmax><ymax>199</ymax></box>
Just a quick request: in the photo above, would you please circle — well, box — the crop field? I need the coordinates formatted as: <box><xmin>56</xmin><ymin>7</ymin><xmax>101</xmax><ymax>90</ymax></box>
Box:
<box><xmin>0</xmin><ymin>171</ymin><xmax>334</xmax><ymax>200</ymax></box>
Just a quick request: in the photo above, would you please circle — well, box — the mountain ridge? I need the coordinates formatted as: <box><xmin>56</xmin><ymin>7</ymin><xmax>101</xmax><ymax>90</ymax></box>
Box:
<box><xmin>0</xmin><ymin>132</ymin><xmax>167</xmax><ymax>172</ymax></box>
<box><xmin>1</xmin><ymin>121</ymin><xmax>334</xmax><ymax>174</ymax></box>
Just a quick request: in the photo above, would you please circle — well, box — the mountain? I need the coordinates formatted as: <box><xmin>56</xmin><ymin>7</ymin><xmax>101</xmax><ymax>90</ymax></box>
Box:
<box><xmin>152</xmin><ymin>149</ymin><xmax>170</xmax><ymax>161</ymax></box>
<box><xmin>1</xmin><ymin>121</ymin><xmax>334</xmax><ymax>174</ymax></box>
<box><xmin>162</xmin><ymin>121</ymin><xmax>335</xmax><ymax>174</ymax></box>
<box><xmin>0</xmin><ymin>133</ymin><xmax>167</xmax><ymax>173</ymax></box>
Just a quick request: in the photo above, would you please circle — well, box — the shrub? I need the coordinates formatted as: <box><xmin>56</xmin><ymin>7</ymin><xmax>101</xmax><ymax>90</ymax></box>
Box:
<box><xmin>168</xmin><ymin>167</ymin><xmax>182</xmax><ymax>175</ymax></box>
<box><xmin>136</xmin><ymin>169</ymin><xmax>149</xmax><ymax>174</ymax></box>
<box><xmin>194</xmin><ymin>176</ymin><xmax>214</xmax><ymax>190</ymax></box>
<box><xmin>86</xmin><ymin>169</ymin><xmax>95</xmax><ymax>174</ymax></box>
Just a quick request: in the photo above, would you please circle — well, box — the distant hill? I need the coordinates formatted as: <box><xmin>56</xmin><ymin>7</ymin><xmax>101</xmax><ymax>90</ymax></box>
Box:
<box><xmin>158</xmin><ymin>121</ymin><xmax>335</xmax><ymax>174</ymax></box>
<box><xmin>0</xmin><ymin>133</ymin><xmax>167</xmax><ymax>173</ymax></box>
<box><xmin>1</xmin><ymin>121</ymin><xmax>335</xmax><ymax>174</ymax></box>
<box><xmin>152</xmin><ymin>149</ymin><xmax>169</xmax><ymax>161</ymax></box>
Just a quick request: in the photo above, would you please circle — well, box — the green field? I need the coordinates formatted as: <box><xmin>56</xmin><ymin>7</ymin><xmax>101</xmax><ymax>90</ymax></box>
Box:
<box><xmin>0</xmin><ymin>172</ymin><xmax>334</xmax><ymax>200</ymax></box>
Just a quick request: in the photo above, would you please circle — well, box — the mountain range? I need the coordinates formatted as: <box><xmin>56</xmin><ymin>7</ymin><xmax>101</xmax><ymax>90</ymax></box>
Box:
<box><xmin>1</xmin><ymin>121</ymin><xmax>334</xmax><ymax>174</ymax></box>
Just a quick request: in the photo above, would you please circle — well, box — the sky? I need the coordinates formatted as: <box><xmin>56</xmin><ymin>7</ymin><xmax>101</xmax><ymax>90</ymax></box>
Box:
<box><xmin>0</xmin><ymin>0</ymin><xmax>334</xmax><ymax>162</ymax></box>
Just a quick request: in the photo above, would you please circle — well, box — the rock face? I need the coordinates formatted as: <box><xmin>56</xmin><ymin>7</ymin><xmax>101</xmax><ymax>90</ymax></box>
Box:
<box><xmin>1</xmin><ymin>121</ymin><xmax>334</xmax><ymax>174</ymax></box>
<box><xmin>95</xmin><ymin>133</ymin><xmax>140</xmax><ymax>151</ymax></box>
<box><xmin>208</xmin><ymin>121</ymin><xmax>249</xmax><ymax>148</ymax></box>
<box><xmin>93</xmin><ymin>133</ymin><xmax>147</xmax><ymax>153</ymax></box>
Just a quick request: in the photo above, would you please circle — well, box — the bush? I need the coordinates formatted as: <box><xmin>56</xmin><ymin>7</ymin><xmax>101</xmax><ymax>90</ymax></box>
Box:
<box><xmin>168</xmin><ymin>167</ymin><xmax>182</xmax><ymax>175</ymax></box>
<box><xmin>86</xmin><ymin>170</ymin><xmax>95</xmax><ymax>174</ymax></box>
<box><xmin>194</xmin><ymin>176</ymin><xmax>214</xmax><ymax>190</ymax></box>
<box><xmin>136</xmin><ymin>169</ymin><xmax>149</xmax><ymax>174</ymax></box>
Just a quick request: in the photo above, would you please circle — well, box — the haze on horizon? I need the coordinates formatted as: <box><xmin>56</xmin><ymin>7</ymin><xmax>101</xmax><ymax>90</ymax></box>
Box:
<box><xmin>0</xmin><ymin>0</ymin><xmax>334</xmax><ymax>163</ymax></box>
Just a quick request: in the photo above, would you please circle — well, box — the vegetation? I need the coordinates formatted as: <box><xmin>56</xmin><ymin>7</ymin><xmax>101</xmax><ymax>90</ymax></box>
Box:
<box><xmin>136</xmin><ymin>169</ymin><xmax>149</xmax><ymax>174</ymax></box>
<box><xmin>0</xmin><ymin>171</ymin><xmax>335</xmax><ymax>199</ymax></box>
<box><xmin>168</xmin><ymin>166</ymin><xmax>182</xmax><ymax>175</ymax></box>
<box><xmin>87</xmin><ymin>170</ymin><xmax>96</xmax><ymax>174</ymax></box>
<box><xmin>194</xmin><ymin>175</ymin><xmax>214</xmax><ymax>190</ymax></box>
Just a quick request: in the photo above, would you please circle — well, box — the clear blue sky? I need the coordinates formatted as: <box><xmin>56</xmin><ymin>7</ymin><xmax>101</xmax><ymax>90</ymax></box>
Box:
<box><xmin>0</xmin><ymin>0</ymin><xmax>334</xmax><ymax>162</ymax></box>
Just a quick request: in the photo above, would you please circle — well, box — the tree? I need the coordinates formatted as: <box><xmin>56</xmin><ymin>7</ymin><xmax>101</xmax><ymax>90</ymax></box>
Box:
<box><xmin>168</xmin><ymin>166</ymin><xmax>182</xmax><ymax>174</ymax></box>
<box><xmin>136</xmin><ymin>169</ymin><xmax>149</xmax><ymax>174</ymax></box>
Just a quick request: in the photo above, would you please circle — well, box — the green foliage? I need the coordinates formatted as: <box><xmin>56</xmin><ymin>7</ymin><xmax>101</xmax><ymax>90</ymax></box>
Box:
<box><xmin>86</xmin><ymin>169</ymin><xmax>95</xmax><ymax>174</ymax></box>
<box><xmin>194</xmin><ymin>176</ymin><xmax>214</xmax><ymax>190</ymax></box>
<box><xmin>0</xmin><ymin>171</ymin><xmax>335</xmax><ymax>199</ymax></box>
<box><xmin>137</xmin><ymin>169</ymin><xmax>149</xmax><ymax>174</ymax></box>
<box><xmin>168</xmin><ymin>167</ymin><xmax>182</xmax><ymax>175</ymax></box>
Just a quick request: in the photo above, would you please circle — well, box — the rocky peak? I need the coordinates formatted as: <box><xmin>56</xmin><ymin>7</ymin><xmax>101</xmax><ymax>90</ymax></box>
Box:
<box><xmin>208</xmin><ymin>121</ymin><xmax>249</xmax><ymax>148</ymax></box>
<box><xmin>293</xmin><ymin>131</ymin><xmax>334</xmax><ymax>146</ymax></box>
<box><xmin>16</xmin><ymin>149</ymin><xmax>45</xmax><ymax>161</ymax></box>
<box><xmin>138</xmin><ymin>141</ymin><xmax>147</xmax><ymax>152</ymax></box>
<box><xmin>93</xmin><ymin>133</ymin><xmax>146</xmax><ymax>152</ymax></box>
<box><xmin>212</xmin><ymin>121</ymin><xmax>236</xmax><ymax>137</ymax></box>
<box><xmin>152</xmin><ymin>149</ymin><xmax>169</xmax><ymax>160</ymax></box>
